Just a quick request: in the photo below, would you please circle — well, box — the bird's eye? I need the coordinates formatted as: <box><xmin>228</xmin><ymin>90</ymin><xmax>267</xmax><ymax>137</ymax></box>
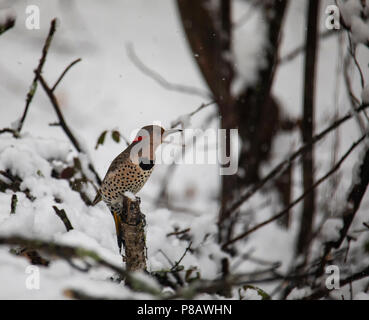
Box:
<box><xmin>133</xmin><ymin>136</ymin><xmax>143</xmax><ymax>142</ymax></box>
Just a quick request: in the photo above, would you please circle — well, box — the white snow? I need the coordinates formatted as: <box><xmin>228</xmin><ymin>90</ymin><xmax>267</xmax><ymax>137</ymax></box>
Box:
<box><xmin>286</xmin><ymin>287</ymin><xmax>312</xmax><ymax>300</ymax></box>
<box><xmin>338</xmin><ymin>0</ymin><xmax>365</xmax><ymax>27</ymax></box>
<box><xmin>338</xmin><ymin>0</ymin><xmax>369</xmax><ymax>45</ymax></box>
<box><xmin>231</xmin><ymin>1</ymin><xmax>267</xmax><ymax>95</ymax></box>
<box><xmin>123</xmin><ymin>191</ymin><xmax>136</xmax><ymax>201</ymax></box>
<box><xmin>354</xmin><ymin>292</ymin><xmax>369</xmax><ymax>300</ymax></box>
<box><xmin>321</xmin><ymin>218</ymin><xmax>344</xmax><ymax>242</ymax></box>
<box><xmin>351</xmin><ymin>16</ymin><xmax>369</xmax><ymax>44</ymax></box>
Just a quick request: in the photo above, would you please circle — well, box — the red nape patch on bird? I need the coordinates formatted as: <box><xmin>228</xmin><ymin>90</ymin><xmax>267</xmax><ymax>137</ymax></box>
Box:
<box><xmin>133</xmin><ymin>136</ymin><xmax>144</xmax><ymax>142</ymax></box>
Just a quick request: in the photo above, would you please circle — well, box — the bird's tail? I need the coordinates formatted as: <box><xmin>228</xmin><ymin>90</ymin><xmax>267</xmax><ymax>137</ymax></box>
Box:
<box><xmin>112</xmin><ymin>211</ymin><xmax>123</xmax><ymax>253</ymax></box>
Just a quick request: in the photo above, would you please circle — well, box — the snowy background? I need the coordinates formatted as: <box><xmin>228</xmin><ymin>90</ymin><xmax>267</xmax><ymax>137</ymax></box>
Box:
<box><xmin>0</xmin><ymin>0</ymin><xmax>368</xmax><ymax>299</ymax></box>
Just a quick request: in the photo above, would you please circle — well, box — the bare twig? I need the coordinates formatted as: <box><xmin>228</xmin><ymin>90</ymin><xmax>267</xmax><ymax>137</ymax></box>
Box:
<box><xmin>348</xmin><ymin>34</ymin><xmax>365</xmax><ymax>89</ymax></box>
<box><xmin>126</xmin><ymin>43</ymin><xmax>211</xmax><ymax>99</ymax></box>
<box><xmin>17</xmin><ymin>18</ymin><xmax>57</xmax><ymax>133</ymax></box>
<box><xmin>36</xmin><ymin>74</ymin><xmax>81</xmax><ymax>151</ymax></box>
<box><xmin>0</xmin><ymin>128</ymin><xmax>19</xmax><ymax>137</ymax></box>
<box><xmin>53</xmin><ymin>206</ymin><xmax>73</xmax><ymax>231</ymax></box>
<box><xmin>52</xmin><ymin>58</ymin><xmax>82</xmax><ymax>91</ymax></box>
<box><xmin>222</xmin><ymin>104</ymin><xmax>369</xmax><ymax>219</ymax></box>
<box><xmin>170</xmin><ymin>100</ymin><xmax>216</xmax><ymax>128</ymax></box>
<box><xmin>158</xmin><ymin>249</ymin><xmax>175</xmax><ymax>268</ymax></box>
<box><xmin>166</xmin><ymin>228</ymin><xmax>190</xmax><ymax>237</ymax></box>
<box><xmin>222</xmin><ymin>133</ymin><xmax>368</xmax><ymax>249</ymax></box>
<box><xmin>156</xmin><ymin>103</ymin><xmax>215</xmax><ymax>208</ymax></box>
<box><xmin>35</xmin><ymin>71</ymin><xmax>102</xmax><ymax>185</ymax></box>
<box><xmin>0</xmin><ymin>16</ymin><xmax>15</xmax><ymax>35</ymax></box>
<box><xmin>343</xmin><ymin>37</ymin><xmax>368</xmax><ymax>133</ymax></box>
<box><xmin>279</xmin><ymin>29</ymin><xmax>338</xmax><ymax>64</ymax></box>
<box><xmin>347</xmin><ymin>33</ymin><xmax>369</xmax><ymax>124</ymax></box>
<box><xmin>171</xmin><ymin>241</ymin><xmax>192</xmax><ymax>271</ymax></box>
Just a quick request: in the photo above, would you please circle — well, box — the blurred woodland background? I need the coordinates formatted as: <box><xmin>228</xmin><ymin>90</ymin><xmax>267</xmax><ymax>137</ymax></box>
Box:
<box><xmin>0</xmin><ymin>0</ymin><xmax>368</xmax><ymax>300</ymax></box>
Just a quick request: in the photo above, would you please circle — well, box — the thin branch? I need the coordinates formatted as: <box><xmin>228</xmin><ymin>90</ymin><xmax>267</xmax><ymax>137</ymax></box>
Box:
<box><xmin>316</xmin><ymin>145</ymin><xmax>369</xmax><ymax>277</ymax></box>
<box><xmin>348</xmin><ymin>33</ymin><xmax>365</xmax><ymax>89</ymax></box>
<box><xmin>0</xmin><ymin>16</ymin><xmax>15</xmax><ymax>36</ymax></box>
<box><xmin>36</xmin><ymin>73</ymin><xmax>82</xmax><ymax>152</ymax></box>
<box><xmin>17</xmin><ymin>18</ymin><xmax>57</xmax><ymax>133</ymax></box>
<box><xmin>279</xmin><ymin>29</ymin><xmax>339</xmax><ymax>64</ymax></box>
<box><xmin>0</xmin><ymin>127</ymin><xmax>19</xmax><ymax>137</ymax></box>
<box><xmin>222</xmin><ymin>103</ymin><xmax>369</xmax><ymax>219</ymax></box>
<box><xmin>171</xmin><ymin>241</ymin><xmax>192</xmax><ymax>271</ymax></box>
<box><xmin>222</xmin><ymin>133</ymin><xmax>368</xmax><ymax>249</ymax></box>
<box><xmin>158</xmin><ymin>249</ymin><xmax>175</xmax><ymax>268</ymax></box>
<box><xmin>170</xmin><ymin>100</ymin><xmax>216</xmax><ymax>128</ymax></box>
<box><xmin>52</xmin><ymin>58</ymin><xmax>82</xmax><ymax>91</ymax></box>
<box><xmin>126</xmin><ymin>43</ymin><xmax>211</xmax><ymax>99</ymax></box>
<box><xmin>53</xmin><ymin>206</ymin><xmax>73</xmax><ymax>231</ymax></box>
<box><xmin>35</xmin><ymin>72</ymin><xmax>102</xmax><ymax>185</ymax></box>
<box><xmin>166</xmin><ymin>228</ymin><xmax>190</xmax><ymax>237</ymax></box>
<box><xmin>347</xmin><ymin>33</ymin><xmax>369</xmax><ymax>123</ymax></box>
<box><xmin>343</xmin><ymin>33</ymin><xmax>369</xmax><ymax>131</ymax></box>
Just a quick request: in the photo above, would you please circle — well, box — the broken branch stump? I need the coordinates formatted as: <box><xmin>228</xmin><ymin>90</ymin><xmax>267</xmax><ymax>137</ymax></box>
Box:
<box><xmin>119</xmin><ymin>195</ymin><xmax>147</xmax><ymax>272</ymax></box>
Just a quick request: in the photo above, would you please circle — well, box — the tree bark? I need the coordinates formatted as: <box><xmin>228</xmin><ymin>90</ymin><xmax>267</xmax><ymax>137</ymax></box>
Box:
<box><xmin>120</xmin><ymin>196</ymin><xmax>147</xmax><ymax>272</ymax></box>
<box><xmin>296</xmin><ymin>0</ymin><xmax>320</xmax><ymax>256</ymax></box>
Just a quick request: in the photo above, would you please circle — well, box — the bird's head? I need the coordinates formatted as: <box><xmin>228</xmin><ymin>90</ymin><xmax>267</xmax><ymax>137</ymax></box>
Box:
<box><xmin>130</xmin><ymin>125</ymin><xmax>182</xmax><ymax>162</ymax></box>
<box><xmin>132</xmin><ymin>125</ymin><xmax>182</xmax><ymax>148</ymax></box>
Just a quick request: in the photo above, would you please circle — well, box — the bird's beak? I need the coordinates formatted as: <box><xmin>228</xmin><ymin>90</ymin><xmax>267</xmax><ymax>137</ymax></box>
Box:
<box><xmin>162</xmin><ymin>128</ymin><xmax>182</xmax><ymax>139</ymax></box>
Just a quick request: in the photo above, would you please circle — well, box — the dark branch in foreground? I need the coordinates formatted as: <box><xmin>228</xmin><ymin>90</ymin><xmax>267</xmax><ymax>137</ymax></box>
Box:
<box><xmin>0</xmin><ymin>235</ymin><xmax>161</xmax><ymax>297</ymax></box>
<box><xmin>0</xmin><ymin>128</ymin><xmax>19</xmax><ymax>138</ymax></box>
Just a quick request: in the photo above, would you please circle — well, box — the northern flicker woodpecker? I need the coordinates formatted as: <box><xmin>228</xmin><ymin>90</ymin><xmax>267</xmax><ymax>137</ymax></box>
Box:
<box><xmin>92</xmin><ymin>125</ymin><xmax>181</xmax><ymax>250</ymax></box>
